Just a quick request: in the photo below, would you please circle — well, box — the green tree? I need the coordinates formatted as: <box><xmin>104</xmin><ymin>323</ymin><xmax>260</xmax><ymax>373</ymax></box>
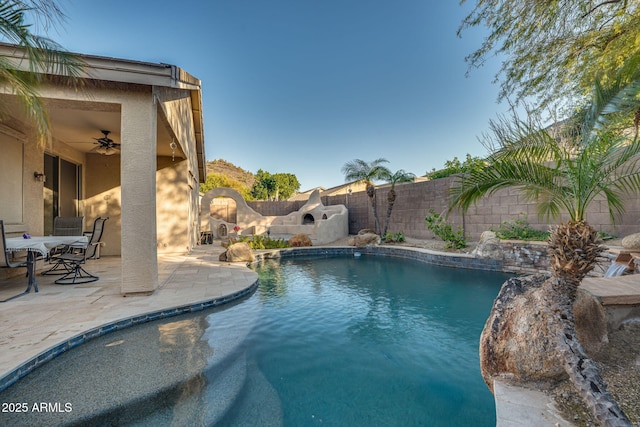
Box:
<box><xmin>341</xmin><ymin>158</ymin><xmax>391</xmax><ymax>234</ymax></box>
<box><xmin>426</xmin><ymin>154</ymin><xmax>486</xmax><ymax>179</ymax></box>
<box><xmin>382</xmin><ymin>169</ymin><xmax>415</xmax><ymax>236</ymax></box>
<box><xmin>450</xmin><ymin>64</ymin><xmax>640</xmax><ymax>425</ymax></box>
<box><xmin>272</xmin><ymin>173</ymin><xmax>300</xmax><ymax>200</ymax></box>
<box><xmin>251</xmin><ymin>169</ymin><xmax>278</xmax><ymax>200</ymax></box>
<box><xmin>459</xmin><ymin>0</ymin><xmax>640</xmax><ymax>110</ymax></box>
<box><xmin>200</xmin><ymin>173</ymin><xmax>253</xmax><ymax>200</ymax></box>
<box><xmin>0</xmin><ymin>1</ymin><xmax>84</xmax><ymax>146</ymax></box>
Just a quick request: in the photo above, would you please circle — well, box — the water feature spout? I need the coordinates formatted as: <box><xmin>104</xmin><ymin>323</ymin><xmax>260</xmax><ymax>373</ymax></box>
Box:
<box><xmin>605</xmin><ymin>262</ymin><xmax>629</xmax><ymax>277</ymax></box>
<box><xmin>604</xmin><ymin>253</ymin><xmax>635</xmax><ymax>277</ymax></box>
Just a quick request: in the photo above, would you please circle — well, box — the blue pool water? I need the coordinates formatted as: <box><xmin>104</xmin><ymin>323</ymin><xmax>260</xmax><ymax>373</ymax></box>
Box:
<box><xmin>0</xmin><ymin>255</ymin><xmax>510</xmax><ymax>426</ymax></box>
<box><xmin>243</xmin><ymin>256</ymin><xmax>510</xmax><ymax>426</ymax></box>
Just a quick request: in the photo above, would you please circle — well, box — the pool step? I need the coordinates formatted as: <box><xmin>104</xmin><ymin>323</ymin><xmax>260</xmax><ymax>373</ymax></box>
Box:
<box><xmin>0</xmin><ymin>299</ymin><xmax>262</xmax><ymax>426</ymax></box>
<box><xmin>118</xmin><ymin>351</ymin><xmax>249</xmax><ymax>426</ymax></box>
<box><xmin>218</xmin><ymin>357</ymin><xmax>284</xmax><ymax>426</ymax></box>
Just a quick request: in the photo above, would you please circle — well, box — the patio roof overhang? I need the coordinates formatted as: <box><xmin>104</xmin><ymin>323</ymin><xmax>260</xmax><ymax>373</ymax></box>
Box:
<box><xmin>0</xmin><ymin>42</ymin><xmax>207</xmax><ymax>181</ymax></box>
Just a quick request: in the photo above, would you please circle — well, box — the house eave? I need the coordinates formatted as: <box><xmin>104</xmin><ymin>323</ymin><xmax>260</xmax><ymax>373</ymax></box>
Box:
<box><xmin>0</xmin><ymin>42</ymin><xmax>207</xmax><ymax>182</ymax></box>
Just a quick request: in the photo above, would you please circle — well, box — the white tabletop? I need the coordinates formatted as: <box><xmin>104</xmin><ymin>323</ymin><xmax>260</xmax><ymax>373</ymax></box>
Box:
<box><xmin>5</xmin><ymin>235</ymin><xmax>89</xmax><ymax>257</ymax></box>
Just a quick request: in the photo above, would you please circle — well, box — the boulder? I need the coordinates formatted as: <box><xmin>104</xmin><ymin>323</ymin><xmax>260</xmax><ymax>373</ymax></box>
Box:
<box><xmin>358</xmin><ymin>228</ymin><xmax>377</xmax><ymax>235</ymax></box>
<box><xmin>224</xmin><ymin>242</ymin><xmax>255</xmax><ymax>263</ymax></box>
<box><xmin>289</xmin><ymin>234</ymin><xmax>312</xmax><ymax>247</ymax></box>
<box><xmin>573</xmin><ymin>289</ymin><xmax>609</xmax><ymax>356</ymax></box>
<box><xmin>480</xmin><ymin>274</ymin><xmax>565</xmax><ymax>392</ymax></box>
<box><xmin>621</xmin><ymin>232</ymin><xmax>640</xmax><ymax>249</ymax></box>
<box><xmin>472</xmin><ymin>230</ymin><xmax>504</xmax><ymax>259</ymax></box>
<box><xmin>349</xmin><ymin>232</ymin><xmax>381</xmax><ymax>247</ymax></box>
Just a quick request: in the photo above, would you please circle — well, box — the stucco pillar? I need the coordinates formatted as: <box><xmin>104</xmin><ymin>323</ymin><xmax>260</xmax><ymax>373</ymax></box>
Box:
<box><xmin>120</xmin><ymin>94</ymin><xmax>159</xmax><ymax>294</ymax></box>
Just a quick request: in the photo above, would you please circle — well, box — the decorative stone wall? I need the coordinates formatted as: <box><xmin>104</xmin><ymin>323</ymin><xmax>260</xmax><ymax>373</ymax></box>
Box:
<box><xmin>497</xmin><ymin>241</ymin><xmax>550</xmax><ymax>274</ymax></box>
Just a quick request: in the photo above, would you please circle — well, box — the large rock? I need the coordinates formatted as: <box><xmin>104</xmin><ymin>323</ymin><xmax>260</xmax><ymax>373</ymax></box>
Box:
<box><xmin>621</xmin><ymin>232</ymin><xmax>640</xmax><ymax>249</ymax></box>
<box><xmin>574</xmin><ymin>289</ymin><xmax>609</xmax><ymax>356</ymax></box>
<box><xmin>358</xmin><ymin>228</ymin><xmax>377</xmax><ymax>236</ymax></box>
<box><xmin>289</xmin><ymin>234</ymin><xmax>312</xmax><ymax>247</ymax></box>
<box><xmin>349</xmin><ymin>233</ymin><xmax>381</xmax><ymax>247</ymax></box>
<box><xmin>224</xmin><ymin>242</ymin><xmax>255</xmax><ymax>263</ymax></box>
<box><xmin>472</xmin><ymin>230</ymin><xmax>504</xmax><ymax>259</ymax></box>
<box><xmin>480</xmin><ymin>274</ymin><xmax>565</xmax><ymax>392</ymax></box>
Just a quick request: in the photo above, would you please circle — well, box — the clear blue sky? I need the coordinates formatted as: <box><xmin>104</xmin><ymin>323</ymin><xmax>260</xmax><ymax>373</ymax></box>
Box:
<box><xmin>53</xmin><ymin>0</ymin><xmax>509</xmax><ymax>190</ymax></box>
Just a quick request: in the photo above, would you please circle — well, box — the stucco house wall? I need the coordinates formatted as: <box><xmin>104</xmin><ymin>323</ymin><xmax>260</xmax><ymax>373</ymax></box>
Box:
<box><xmin>0</xmin><ymin>43</ymin><xmax>206</xmax><ymax>294</ymax></box>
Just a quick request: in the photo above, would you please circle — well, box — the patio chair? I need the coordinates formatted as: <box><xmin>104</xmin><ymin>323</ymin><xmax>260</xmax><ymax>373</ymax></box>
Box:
<box><xmin>43</xmin><ymin>216</ymin><xmax>85</xmax><ymax>275</ymax></box>
<box><xmin>52</xmin><ymin>217</ymin><xmax>108</xmax><ymax>285</ymax></box>
<box><xmin>0</xmin><ymin>220</ymin><xmax>32</xmax><ymax>302</ymax></box>
<box><xmin>53</xmin><ymin>216</ymin><xmax>84</xmax><ymax>236</ymax></box>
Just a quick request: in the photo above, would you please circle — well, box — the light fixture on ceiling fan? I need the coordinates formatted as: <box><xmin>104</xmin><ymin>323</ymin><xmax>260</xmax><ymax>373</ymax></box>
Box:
<box><xmin>90</xmin><ymin>130</ymin><xmax>120</xmax><ymax>156</ymax></box>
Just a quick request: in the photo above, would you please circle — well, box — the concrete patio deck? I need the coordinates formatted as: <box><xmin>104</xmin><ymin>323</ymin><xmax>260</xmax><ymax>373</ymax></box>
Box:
<box><xmin>0</xmin><ymin>244</ymin><xmax>258</xmax><ymax>391</ymax></box>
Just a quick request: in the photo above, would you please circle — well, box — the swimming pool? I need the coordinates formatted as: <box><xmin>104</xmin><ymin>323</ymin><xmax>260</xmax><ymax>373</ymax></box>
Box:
<box><xmin>0</xmin><ymin>254</ymin><xmax>510</xmax><ymax>426</ymax></box>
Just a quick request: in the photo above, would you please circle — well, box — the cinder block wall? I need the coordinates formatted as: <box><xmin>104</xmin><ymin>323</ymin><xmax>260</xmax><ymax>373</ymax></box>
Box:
<box><xmin>247</xmin><ymin>177</ymin><xmax>640</xmax><ymax>240</ymax></box>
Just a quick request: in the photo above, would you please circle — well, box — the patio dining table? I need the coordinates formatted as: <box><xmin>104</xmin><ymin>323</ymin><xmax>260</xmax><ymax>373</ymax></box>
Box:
<box><xmin>4</xmin><ymin>235</ymin><xmax>88</xmax><ymax>298</ymax></box>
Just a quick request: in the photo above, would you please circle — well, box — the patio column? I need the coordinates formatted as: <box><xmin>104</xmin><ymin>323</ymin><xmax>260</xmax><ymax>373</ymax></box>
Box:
<box><xmin>120</xmin><ymin>94</ymin><xmax>159</xmax><ymax>294</ymax></box>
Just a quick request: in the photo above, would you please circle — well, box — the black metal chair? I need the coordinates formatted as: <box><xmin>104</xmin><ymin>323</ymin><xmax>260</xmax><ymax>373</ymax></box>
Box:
<box><xmin>52</xmin><ymin>217</ymin><xmax>108</xmax><ymax>285</ymax></box>
<box><xmin>0</xmin><ymin>220</ymin><xmax>34</xmax><ymax>302</ymax></box>
<box><xmin>53</xmin><ymin>216</ymin><xmax>84</xmax><ymax>236</ymax></box>
<box><xmin>43</xmin><ymin>216</ymin><xmax>86</xmax><ymax>275</ymax></box>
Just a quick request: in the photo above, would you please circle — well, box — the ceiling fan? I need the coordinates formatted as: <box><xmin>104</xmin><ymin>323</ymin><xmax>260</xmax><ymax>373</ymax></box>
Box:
<box><xmin>91</xmin><ymin>130</ymin><xmax>120</xmax><ymax>155</ymax></box>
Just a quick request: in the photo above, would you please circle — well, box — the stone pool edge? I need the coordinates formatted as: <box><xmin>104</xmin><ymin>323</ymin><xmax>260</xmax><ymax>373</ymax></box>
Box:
<box><xmin>252</xmin><ymin>244</ymin><xmax>511</xmax><ymax>272</ymax></box>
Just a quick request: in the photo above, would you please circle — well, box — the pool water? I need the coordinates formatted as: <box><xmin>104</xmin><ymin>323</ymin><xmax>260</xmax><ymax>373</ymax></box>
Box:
<box><xmin>241</xmin><ymin>256</ymin><xmax>510</xmax><ymax>426</ymax></box>
<box><xmin>0</xmin><ymin>255</ymin><xmax>510</xmax><ymax>426</ymax></box>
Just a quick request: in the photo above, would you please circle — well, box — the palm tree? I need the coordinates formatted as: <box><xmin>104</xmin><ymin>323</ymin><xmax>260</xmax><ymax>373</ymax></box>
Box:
<box><xmin>382</xmin><ymin>169</ymin><xmax>415</xmax><ymax>236</ymax></box>
<box><xmin>342</xmin><ymin>158</ymin><xmax>391</xmax><ymax>234</ymax></box>
<box><xmin>450</xmin><ymin>64</ymin><xmax>640</xmax><ymax>425</ymax></box>
<box><xmin>0</xmin><ymin>1</ymin><xmax>84</xmax><ymax>146</ymax></box>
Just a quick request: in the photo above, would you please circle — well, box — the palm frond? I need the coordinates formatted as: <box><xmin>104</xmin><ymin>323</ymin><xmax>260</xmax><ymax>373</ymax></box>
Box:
<box><xmin>341</xmin><ymin>158</ymin><xmax>390</xmax><ymax>184</ymax></box>
<box><xmin>0</xmin><ymin>1</ymin><xmax>85</xmax><ymax>145</ymax></box>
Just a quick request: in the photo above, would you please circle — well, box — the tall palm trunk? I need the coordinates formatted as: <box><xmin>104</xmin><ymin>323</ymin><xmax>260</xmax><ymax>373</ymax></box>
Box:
<box><xmin>383</xmin><ymin>188</ymin><xmax>396</xmax><ymax>236</ymax></box>
<box><xmin>366</xmin><ymin>184</ymin><xmax>382</xmax><ymax>235</ymax></box>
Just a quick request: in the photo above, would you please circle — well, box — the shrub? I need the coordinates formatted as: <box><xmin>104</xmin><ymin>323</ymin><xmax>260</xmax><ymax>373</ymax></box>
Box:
<box><xmin>229</xmin><ymin>234</ymin><xmax>290</xmax><ymax>249</ymax></box>
<box><xmin>425</xmin><ymin>210</ymin><xmax>466</xmax><ymax>249</ymax></box>
<box><xmin>383</xmin><ymin>231</ymin><xmax>405</xmax><ymax>243</ymax></box>
<box><xmin>493</xmin><ymin>214</ymin><xmax>549</xmax><ymax>241</ymax></box>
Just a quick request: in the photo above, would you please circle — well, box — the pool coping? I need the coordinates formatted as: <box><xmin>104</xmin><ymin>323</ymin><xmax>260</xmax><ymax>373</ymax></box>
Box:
<box><xmin>253</xmin><ymin>244</ymin><xmax>510</xmax><ymax>272</ymax></box>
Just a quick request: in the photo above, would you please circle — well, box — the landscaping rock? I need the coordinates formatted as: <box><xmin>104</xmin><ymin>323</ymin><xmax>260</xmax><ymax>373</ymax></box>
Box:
<box><xmin>358</xmin><ymin>228</ymin><xmax>377</xmax><ymax>235</ymax></box>
<box><xmin>480</xmin><ymin>274</ymin><xmax>565</xmax><ymax>392</ymax></box>
<box><xmin>621</xmin><ymin>232</ymin><xmax>640</xmax><ymax>249</ymax></box>
<box><xmin>289</xmin><ymin>234</ymin><xmax>312</xmax><ymax>247</ymax></box>
<box><xmin>472</xmin><ymin>230</ymin><xmax>504</xmax><ymax>259</ymax></box>
<box><xmin>574</xmin><ymin>289</ymin><xmax>609</xmax><ymax>356</ymax></box>
<box><xmin>349</xmin><ymin>232</ymin><xmax>381</xmax><ymax>247</ymax></box>
<box><xmin>224</xmin><ymin>242</ymin><xmax>254</xmax><ymax>263</ymax></box>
